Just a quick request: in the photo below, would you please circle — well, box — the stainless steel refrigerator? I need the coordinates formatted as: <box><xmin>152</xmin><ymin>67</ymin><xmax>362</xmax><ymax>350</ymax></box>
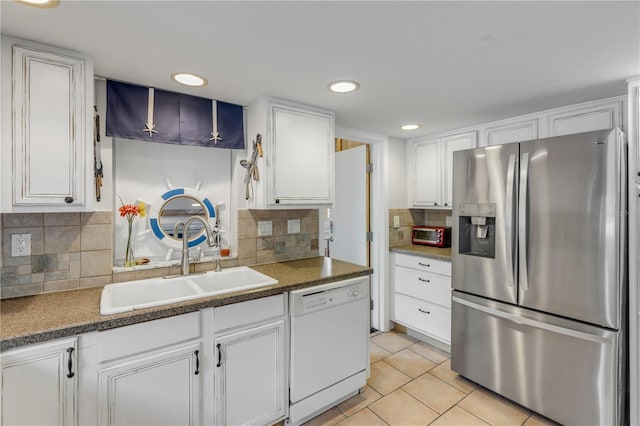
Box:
<box><xmin>451</xmin><ymin>129</ymin><xmax>627</xmax><ymax>426</ymax></box>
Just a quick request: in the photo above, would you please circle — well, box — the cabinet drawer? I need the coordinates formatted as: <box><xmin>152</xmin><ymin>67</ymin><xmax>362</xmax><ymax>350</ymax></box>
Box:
<box><xmin>394</xmin><ymin>253</ymin><xmax>451</xmax><ymax>276</ymax></box>
<box><xmin>98</xmin><ymin>312</ymin><xmax>201</xmax><ymax>363</ymax></box>
<box><xmin>394</xmin><ymin>294</ymin><xmax>451</xmax><ymax>344</ymax></box>
<box><xmin>395</xmin><ymin>267</ymin><xmax>451</xmax><ymax>308</ymax></box>
<box><xmin>214</xmin><ymin>294</ymin><xmax>285</xmax><ymax>332</ymax></box>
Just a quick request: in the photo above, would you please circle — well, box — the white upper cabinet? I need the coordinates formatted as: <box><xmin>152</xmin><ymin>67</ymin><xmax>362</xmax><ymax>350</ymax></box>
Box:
<box><xmin>485</xmin><ymin>118</ymin><xmax>539</xmax><ymax>146</ymax></box>
<box><xmin>409</xmin><ymin>131</ymin><xmax>477</xmax><ymax>208</ymax></box>
<box><xmin>1</xmin><ymin>37</ymin><xmax>94</xmax><ymax>212</ymax></box>
<box><xmin>543</xmin><ymin>98</ymin><xmax>624</xmax><ymax>137</ymax></box>
<box><xmin>245</xmin><ymin>97</ymin><xmax>334</xmax><ymax>208</ymax></box>
<box><xmin>411</xmin><ymin>139</ymin><xmax>440</xmax><ymax>206</ymax></box>
<box><xmin>442</xmin><ymin>131</ymin><xmax>477</xmax><ymax>207</ymax></box>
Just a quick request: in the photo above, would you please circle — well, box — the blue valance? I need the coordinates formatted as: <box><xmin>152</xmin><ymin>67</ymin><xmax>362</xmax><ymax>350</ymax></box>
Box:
<box><xmin>105</xmin><ymin>80</ymin><xmax>245</xmax><ymax>149</ymax></box>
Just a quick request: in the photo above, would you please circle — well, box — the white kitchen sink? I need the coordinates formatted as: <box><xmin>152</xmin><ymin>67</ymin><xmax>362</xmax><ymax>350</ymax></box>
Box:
<box><xmin>100</xmin><ymin>267</ymin><xmax>279</xmax><ymax>315</ymax></box>
<box><xmin>187</xmin><ymin>266</ymin><xmax>279</xmax><ymax>294</ymax></box>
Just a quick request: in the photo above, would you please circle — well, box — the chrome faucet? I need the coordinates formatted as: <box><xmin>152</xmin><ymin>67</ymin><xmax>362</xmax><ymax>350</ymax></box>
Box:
<box><xmin>177</xmin><ymin>216</ymin><xmax>218</xmax><ymax>276</ymax></box>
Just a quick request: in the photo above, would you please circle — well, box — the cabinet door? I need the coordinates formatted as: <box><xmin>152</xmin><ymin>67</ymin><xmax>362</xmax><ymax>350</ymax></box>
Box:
<box><xmin>1</xmin><ymin>338</ymin><xmax>77</xmax><ymax>426</ymax></box>
<box><xmin>12</xmin><ymin>44</ymin><xmax>87</xmax><ymax>206</ymax></box>
<box><xmin>270</xmin><ymin>106</ymin><xmax>334</xmax><ymax>205</ymax></box>
<box><xmin>485</xmin><ymin>118</ymin><xmax>538</xmax><ymax>146</ymax></box>
<box><xmin>98</xmin><ymin>343</ymin><xmax>201</xmax><ymax>426</ymax></box>
<box><xmin>545</xmin><ymin>99</ymin><xmax>623</xmax><ymax>137</ymax></box>
<box><xmin>442</xmin><ymin>131</ymin><xmax>477</xmax><ymax>207</ymax></box>
<box><xmin>214</xmin><ymin>319</ymin><xmax>286</xmax><ymax>426</ymax></box>
<box><xmin>411</xmin><ymin>139</ymin><xmax>441</xmax><ymax>207</ymax></box>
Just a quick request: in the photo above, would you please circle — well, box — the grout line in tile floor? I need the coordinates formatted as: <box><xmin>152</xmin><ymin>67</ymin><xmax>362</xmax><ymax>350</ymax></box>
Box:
<box><xmin>302</xmin><ymin>331</ymin><xmax>561</xmax><ymax>426</ymax></box>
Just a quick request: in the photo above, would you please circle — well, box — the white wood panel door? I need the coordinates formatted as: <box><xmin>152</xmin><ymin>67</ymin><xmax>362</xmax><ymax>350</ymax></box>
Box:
<box><xmin>270</xmin><ymin>106</ymin><xmax>334</xmax><ymax>205</ymax></box>
<box><xmin>214</xmin><ymin>319</ymin><xmax>286</xmax><ymax>426</ymax></box>
<box><xmin>412</xmin><ymin>139</ymin><xmax>441</xmax><ymax>207</ymax></box>
<box><xmin>330</xmin><ymin>145</ymin><xmax>367</xmax><ymax>266</ymax></box>
<box><xmin>98</xmin><ymin>343</ymin><xmax>201</xmax><ymax>426</ymax></box>
<box><xmin>1</xmin><ymin>338</ymin><xmax>77</xmax><ymax>426</ymax></box>
<box><xmin>12</xmin><ymin>44</ymin><xmax>86</xmax><ymax>206</ymax></box>
<box><xmin>442</xmin><ymin>131</ymin><xmax>477</xmax><ymax>207</ymax></box>
<box><xmin>545</xmin><ymin>99</ymin><xmax>623</xmax><ymax>137</ymax></box>
<box><xmin>485</xmin><ymin>118</ymin><xmax>538</xmax><ymax>146</ymax></box>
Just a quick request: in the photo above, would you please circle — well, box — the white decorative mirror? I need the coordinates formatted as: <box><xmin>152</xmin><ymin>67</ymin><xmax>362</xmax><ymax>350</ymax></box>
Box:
<box><xmin>148</xmin><ymin>187</ymin><xmax>217</xmax><ymax>249</ymax></box>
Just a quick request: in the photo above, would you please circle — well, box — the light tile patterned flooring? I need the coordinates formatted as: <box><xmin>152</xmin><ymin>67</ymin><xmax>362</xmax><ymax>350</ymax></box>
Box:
<box><xmin>303</xmin><ymin>331</ymin><xmax>560</xmax><ymax>426</ymax></box>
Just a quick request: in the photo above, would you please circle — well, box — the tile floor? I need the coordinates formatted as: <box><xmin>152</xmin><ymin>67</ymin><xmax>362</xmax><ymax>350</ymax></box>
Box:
<box><xmin>303</xmin><ymin>331</ymin><xmax>560</xmax><ymax>426</ymax></box>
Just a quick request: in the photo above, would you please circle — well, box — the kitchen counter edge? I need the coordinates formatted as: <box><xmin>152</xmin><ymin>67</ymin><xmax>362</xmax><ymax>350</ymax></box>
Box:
<box><xmin>0</xmin><ymin>257</ymin><xmax>372</xmax><ymax>352</ymax></box>
<box><xmin>390</xmin><ymin>244</ymin><xmax>452</xmax><ymax>260</ymax></box>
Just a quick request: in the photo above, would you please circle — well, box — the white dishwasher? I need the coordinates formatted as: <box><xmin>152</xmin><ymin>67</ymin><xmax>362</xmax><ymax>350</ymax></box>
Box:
<box><xmin>287</xmin><ymin>277</ymin><xmax>370</xmax><ymax>425</ymax></box>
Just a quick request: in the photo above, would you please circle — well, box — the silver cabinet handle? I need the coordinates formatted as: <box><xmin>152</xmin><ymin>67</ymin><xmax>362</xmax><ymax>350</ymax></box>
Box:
<box><xmin>505</xmin><ymin>153</ymin><xmax>517</xmax><ymax>289</ymax></box>
<box><xmin>519</xmin><ymin>152</ymin><xmax>530</xmax><ymax>292</ymax></box>
<box><xmin>216</xmin><ymin>343</ymin><xmax>222</xmax><ymax>367</ymax></box>
<box><xmin>418</xmin><ymin>277</ymin><xmax>431</xmax><ymax>283</ymax></box>
<box><xmin>418</xmin><ymin>308</ymin><xmax>431</xmax><ymax>315</ymax></box>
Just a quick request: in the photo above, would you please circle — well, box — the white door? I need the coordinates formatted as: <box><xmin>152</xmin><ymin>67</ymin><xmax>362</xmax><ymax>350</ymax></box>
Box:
<box><xmin>1</xmin><ymin>338</ymin><xmax>77</xmax><ymax>426</ymax></box>
<box><xmin>214</xmin><ymin>320</ymin><xmax>286</xmax><ymax>426</ymax></box>
<box><xmin>329</xmin><ymin>145</ymin><xmax>367</xmax><ymax>266</ymax></box>
<box><xmin>442</xmin><ymin>131</ymin><xmax>478</xmax><ymax>207</ymax></box>
<box><xmin>98</xmin><ymin>343</ymin><xmax>201</xmax><ymax>426</ymax></box>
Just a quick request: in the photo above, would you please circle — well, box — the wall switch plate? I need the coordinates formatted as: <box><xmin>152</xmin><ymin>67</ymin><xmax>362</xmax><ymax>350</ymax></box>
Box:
<box><xmin>287</xmin><ymin>219</ymin><xmax>301</xmax><ymax>234</ymax></box>
<box><xmin>446</xmin><ymin>216</ymin><xmax>453</xmax><ymax>227</ymax></box>
<box><xmin>393</xmin><ymin>215</ymin><xmax>400</xmax><ymax>229</ymax></box>
<box><xmin>258</xmin><ymin>221</ymin><xmax>272</xmax><ymax>236</ymax></box>
<box><xmin>11</xmin><ymin>233</ymin><xmax>31</xmax><ymax>257</ymax></box>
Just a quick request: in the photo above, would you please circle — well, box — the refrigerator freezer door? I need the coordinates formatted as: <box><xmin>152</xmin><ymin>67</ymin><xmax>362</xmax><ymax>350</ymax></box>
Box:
<box><xmin>518</xmin><ymin>129</ymin><xmax>625</xmax><ymax>329</ymax></box>
<box><xmin>451</xmin><ymin>292</ymin><xmax>621</xmax><ymax>426</ymax></box>
<box><xmin>452</xmin><ymin>143</ymin><xmax>519</xmax><ymax>304</ymax></box>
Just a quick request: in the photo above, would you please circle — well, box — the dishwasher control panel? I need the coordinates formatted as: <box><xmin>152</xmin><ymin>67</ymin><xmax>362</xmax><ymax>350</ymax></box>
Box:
<box><xmin>290</xmin><ymin>277</ymin><xmax>369</xmax><ymax>316</ymax></box>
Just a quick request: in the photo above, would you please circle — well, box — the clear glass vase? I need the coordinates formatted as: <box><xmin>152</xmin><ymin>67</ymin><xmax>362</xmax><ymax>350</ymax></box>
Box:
<box><xmin>124</xmin><ymin>220</ymin><xmax>135</xmax><ymax>267</ymax></box>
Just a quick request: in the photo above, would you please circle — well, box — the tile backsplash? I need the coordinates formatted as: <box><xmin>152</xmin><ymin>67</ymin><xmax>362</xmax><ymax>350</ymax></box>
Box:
<box><xmin>1</xmin><ymin>212</ymin><xmax>113</xmax><ymax>298</ymax></box>
<box><xmin>388</xmin><ymin>208</ymin><xmax>452</xmax><ymax>248</ymax></box>
<box><xmin>0</xmin><ymin>209</ymin><xmax>320</xmax><ymax>299</ymax></box>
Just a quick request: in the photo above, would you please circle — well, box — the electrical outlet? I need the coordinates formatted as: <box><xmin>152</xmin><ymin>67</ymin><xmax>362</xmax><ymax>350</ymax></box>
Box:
<box><xmin>393</xmin><ymin>215</ymin><xmax>400</xmax><ymax>229</ymax></box>
<box><xmin>287</xmin><ymin>219</ymin><xmax>301</xmax><ymax>234</ymax></box>
<box><xmin>11</xmin><ymin>233</ymin><xmax>31</xmax><ymax>257</ymax></box>
<box><xmin>258</xmin><ymin>220</ymin><xmax>272</xmax><ymax>236</ymax></box>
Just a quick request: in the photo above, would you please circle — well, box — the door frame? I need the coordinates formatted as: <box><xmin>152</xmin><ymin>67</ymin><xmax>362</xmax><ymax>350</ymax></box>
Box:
<box><xmin>334</xmin><ymin>126</ymin><xmax>390</xmax><ymax>332</ymax></box>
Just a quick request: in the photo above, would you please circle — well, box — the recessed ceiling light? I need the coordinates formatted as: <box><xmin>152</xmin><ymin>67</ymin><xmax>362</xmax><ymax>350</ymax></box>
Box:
<box><xmin>171</xmin><ymin>73</ymin><xmax>208</xmax><ymax>87</ymax></box>
<box><xmin>328</xmin><ymin>80</ymin><xmax>360</xmax><ymax>93</ymax></box>
<box><xmin>15</xmin><ymin>0</ymin><xmax>59</xmax><ymax>8</ymax></box>
<box><xmin>400</xmin><ymin>124</ymin><xmax>421</xmax><ymax>131</ymax></box>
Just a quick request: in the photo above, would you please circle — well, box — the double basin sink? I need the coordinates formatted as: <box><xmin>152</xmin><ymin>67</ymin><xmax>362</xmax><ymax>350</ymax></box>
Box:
<box><xmin>100</xmin><ymin>266</ymin><xmax>279</xmax><ymax>315</ymax></box>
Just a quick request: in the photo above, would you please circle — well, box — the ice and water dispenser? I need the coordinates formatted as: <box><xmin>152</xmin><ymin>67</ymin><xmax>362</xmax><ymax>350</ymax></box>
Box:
<box><xmin>458</xmin><ymin>203</ymin><xmax>496</xmax><ymax>258</ymax></box>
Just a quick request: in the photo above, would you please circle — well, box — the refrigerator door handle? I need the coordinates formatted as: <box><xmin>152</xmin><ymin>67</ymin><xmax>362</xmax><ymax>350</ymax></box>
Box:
<box><xmin>452</xmin><ymin>296</ymin><xmax>612</xmax><ymax>344</ymax></box>
<box><xmin>505</xmin><ymin>153</ymin><xmax>517</xmax><ymax>288</ymax></box>
<box><xmin>519</xmin><ymin>152</ymin><xmax>529</xmax><ymax>292</ymax></box>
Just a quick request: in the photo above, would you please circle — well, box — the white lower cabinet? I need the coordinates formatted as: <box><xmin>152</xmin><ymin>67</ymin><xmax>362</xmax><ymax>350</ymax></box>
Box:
<box><xmin>95</xmin><ymin>312</ymin><xmax>203</xmax><ymax>426</ymax></box>
<box><xmin>97</xmin><ymin>343</ymin><xmax>202</xmax><ymax>426</ymax></box>
<box><xmin>1</xmin><ymin>337</ymin><xmax>78</xmax><ymax>426</ymax></box>
<box><xmin>213</xmin><ymin>294</ymin><xmax>287</xmax><ymax>426</ymax></box>
<box><xmin>214</xmin><ymin>319</ymin><xmax>286</xmax><ymax>426</ymax></box>
<box><xmin>3</xmin><ymin>293</ymin><xmax>292</xmax><ymax>426</ymax></box>
<box><xmin>392</xmin><ymin>252</ymin><xmax>452</xmax><ymax>345</ymax></box>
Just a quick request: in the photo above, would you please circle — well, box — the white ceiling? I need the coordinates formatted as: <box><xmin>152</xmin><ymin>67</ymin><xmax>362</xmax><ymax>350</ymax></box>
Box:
<box><xmin>1</xmin><ymin>1</ymin><xmax>639</xmax><ymax>139</ymax></box>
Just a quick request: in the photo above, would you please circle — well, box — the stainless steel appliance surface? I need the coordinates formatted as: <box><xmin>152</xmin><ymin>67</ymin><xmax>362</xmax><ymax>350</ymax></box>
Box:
<box><xmin>451</xmin><ymin>129</ymin><xmax>627</xmax><ymax>426</ymax></box>
<box><xmin>287</xmin><ymin>277</ymin><xmax>370</xmax><ymax>425</ymax></box>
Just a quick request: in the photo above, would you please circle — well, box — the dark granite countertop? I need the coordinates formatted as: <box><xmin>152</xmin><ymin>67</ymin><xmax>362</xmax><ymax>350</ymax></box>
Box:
<box><xmin>390</xmin><ymin>244</ymin><xmax>452</xmax><ymax>260</ymax></box>
<box><xmin>0</xmin><ymin>257</ymin><xmax>372</xmax><ymax>351</ymax></box>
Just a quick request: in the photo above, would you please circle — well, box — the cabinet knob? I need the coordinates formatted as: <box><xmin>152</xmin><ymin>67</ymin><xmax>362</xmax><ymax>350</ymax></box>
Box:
<box><xmin>275</xmin><ymin>199</ymin><xmax>280</xmax><ymax>204</ymax></box>
<box><xmin>434</xmin><ymin>202</ymin><xmax>438</xmax><ymax>206</ymax></box>
<box><xmin>64</xmin><ymin>196</ymin><xmax>74</xmax><ymax>204</ymax></box>
<box><xmin>637</xmin><ymin>171</ymin><xmax>640</xmax><ymax>177</ymax></box>
<box><xmin>444</xmin><ymin>203</ymin><xmax>448</xmax><ymax>206</ymax></box>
